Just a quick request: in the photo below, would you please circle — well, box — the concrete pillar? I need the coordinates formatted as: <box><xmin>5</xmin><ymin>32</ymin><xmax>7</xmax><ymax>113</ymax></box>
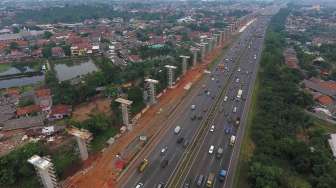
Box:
<box><xmin>180</xmin><ymin>55</ymin><xmax>190</xmax><ymax>75</ymax></box>
<box><xmin>214</xmin><ymin>34</ymin><xmax>220</xmax><ymax>48</ymax></box>
<box><xmin>67</xmin><ymin>128</ymin><xmax>92</xmax><ymax>161</ymax></box>
<box><xmin>219</xmin><ymin>31</ymin><xmax>224</xmax><ymax>45</ymax></box>
<box><xmin>115</xmin><ymin>98</ymin><xmax>133</xmax><ymax>130</ymax></box>
<box><xmin>145</xmin><ymin>79</ymin><xmax>159</xmax><ymax>104</ymax></box>
<box><xmin>28</xmin><ymin>155</ymin><xmax>58</xmax><ymax>188</ymax></box>
<box><xmin>191</xmin><ymin>48</ymin><xmax>200</xmax><ymax>66</ymax></box>
<box><xmin>164</xmin><ymin>65</ymin><xmax>177</xmax><ymax>88</ymax></box>
<box><xmin>200</xmin><ymin>43</ymin><xmax>207</xmax><ymax>60</ymax></box>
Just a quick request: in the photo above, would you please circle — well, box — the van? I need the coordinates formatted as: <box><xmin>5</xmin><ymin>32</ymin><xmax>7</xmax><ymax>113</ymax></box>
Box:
<box><xmin>174</xmin><ymin>126</ymin><xmax>181</xmax><ymax>134</ymax></box>
<box><xmin>196</xmin><ymin>175</ymin><xmax>204</xmax><ymax>187</ymax></box>
<box><xmin>138</xmin><ymin>159</ymin><xmax>149</xmax><ymax>172</ymax></box>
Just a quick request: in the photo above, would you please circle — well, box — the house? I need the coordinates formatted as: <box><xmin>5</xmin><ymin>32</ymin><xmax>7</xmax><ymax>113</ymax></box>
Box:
<box><xmin>51</xmin><ymin>47</ymin><xmax>65</xmax><ymax>57</ymax></box>
<box><xmin>34</xmin><ymin>88</ymin><xmax>52</xmax><ymax>111</ymax></box>
<box><xmin>128</xmin><ymin>55</ymin><xmax>142</xmax><ymax>63</ymax></box>
<box><xmin>315</xmin><ymin>95</ymin><xmax>334</xmax><ymax>108</ymax></box>
<box><xmin>47</xmin><ymin>105</ymin><xmax>72</xmax><ymax>121</ymax></box>
<box><xmin>303</xmin><ymin>78</ymin><xmax>336</xmax><ymax>97</ymax></box>
<box><xmin>1</xmin><ymin>115</ymin><xmax>44</xmax><ymax>131</ymax></box>
<box><xmin>16</xmin><ymin>105</ymin><xmax>42</xmax><ymax>117</ymax></box>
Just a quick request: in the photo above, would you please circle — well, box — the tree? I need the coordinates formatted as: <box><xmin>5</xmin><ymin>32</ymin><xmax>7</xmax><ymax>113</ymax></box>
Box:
<box><xmin>43</xmin><ymin>31</ymin><xmax>53</xmax><ymax>39</ymax></box>
<box><xmin>42</xmin><ymin>46</ymin><xmax>52</xmax><ymax>58</ymax></box>
<box><xmin>249</xmin><ymin>162</ymin><xmax>283</xmax><ymax>188</ymax></box>
<box><xmin>9</xmin><ymin>42</ymin><xmax>19</xmax><ymax>50</ymax></box>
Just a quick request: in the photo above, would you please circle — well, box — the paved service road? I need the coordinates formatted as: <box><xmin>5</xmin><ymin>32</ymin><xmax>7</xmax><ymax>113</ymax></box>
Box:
<box><xmin>121</xmin><ymin>8</ymin><xmax>275</xmax><ymax>188</ymax></box>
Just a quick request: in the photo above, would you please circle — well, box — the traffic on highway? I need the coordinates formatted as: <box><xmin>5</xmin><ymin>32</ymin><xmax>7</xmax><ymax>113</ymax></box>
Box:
<box><xmin>121</xmin><ymin>11</ymin><xmax>273</xmax><ymax>188</ymax></box>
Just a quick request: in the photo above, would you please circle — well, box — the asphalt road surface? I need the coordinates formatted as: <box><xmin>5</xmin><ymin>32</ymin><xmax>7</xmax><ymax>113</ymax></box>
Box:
<box><xmin>121</xmin><ymin>10</ymin><xmax>274</xmax><ymax>188</ymax></box>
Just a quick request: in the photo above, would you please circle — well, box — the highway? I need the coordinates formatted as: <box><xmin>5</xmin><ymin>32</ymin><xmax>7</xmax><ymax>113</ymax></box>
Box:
<box><xmin>121</xmin><ymin>11</ymin><xmax>273</xmax><ymax>188</ymax></box>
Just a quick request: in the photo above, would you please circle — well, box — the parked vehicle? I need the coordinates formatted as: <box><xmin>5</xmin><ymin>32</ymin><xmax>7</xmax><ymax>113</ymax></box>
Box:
<box><xmin>210</xmin><ymin>125</ymin><xmax>215</xmax><ymax>132</ymax></box>
<box><xmin>191</xmin><ymin>105</ymin><xmax>196</xmax><ymax>110</ymax></box>
<box><xmin>160</xmin><ymin>146</ymin><xmax>168</xmax><ymax>156</ymax></box>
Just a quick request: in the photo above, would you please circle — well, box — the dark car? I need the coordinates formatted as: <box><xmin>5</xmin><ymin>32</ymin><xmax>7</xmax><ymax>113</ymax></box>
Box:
<box><xmin>196</xmin><ymin>175</ymin><xmax>204</xmax><ymax>187</ymax></box>
<box><xmin>225</xmin><ymin>128</ymin><xmax>231</xmax><ymax>134</ymax></box>
<box><xmin>197</xmin><ymin>116</ymin><xmax>203</xmax><ymax>120</ymax></box>
<box><xmin>177</xmin><ymin>137</ymin><xmax>184</xmax><ymax>144</ymax></box>
<box><xmin>161</xmin><ymin>159</ymin><xmax>169</xmax><ymax>168</ymax></box>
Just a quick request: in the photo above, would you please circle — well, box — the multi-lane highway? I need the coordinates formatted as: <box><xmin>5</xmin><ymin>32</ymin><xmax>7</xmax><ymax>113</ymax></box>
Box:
<box><xmin>121</xmin><ymin>10</ymin><xmax>274</xmax><ymax>188</ymax></box>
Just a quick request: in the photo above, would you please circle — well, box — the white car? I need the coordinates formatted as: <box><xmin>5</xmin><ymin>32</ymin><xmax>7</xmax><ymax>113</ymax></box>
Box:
<box><xmin>235</xmin><ymin>78</ymin><xmax>240</xmax><ymax>83</ymax></box>
<box><xmin>160</xmin><ymin>146</ymin><xmax>167</xmax><ymax>155</ymax></box>
<box><xmin>237</xmin><ymin>67</ymin><xmax>241</xmax><ymax>72</ymax></box>
<box><xmin>224</xmin><ymin>96</ymin><xmax>228</xmax><ymax>102</ymax></box>
<box><xmin>136</xmin><ymin>183</ymin><xmax>144</xmax><ymax>188</ymax></box>
<box><xmin>210</xmin><ymin>125</ymin><xmax>215</xmax><ymax>132</ymax></box>
<box><xmin>233</xmin><ymin>107</ymin><xmax>237</xmax><ymax>113</ymax></box>
<box><xmin>209</xmin><ymin>145</ymin><xmax>215</xmax><ymax>154</ymax></box>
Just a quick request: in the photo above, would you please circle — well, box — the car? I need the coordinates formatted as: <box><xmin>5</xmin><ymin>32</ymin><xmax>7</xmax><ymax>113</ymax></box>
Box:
<box><xmin>157</xmin><ymin>183</ymin><xmax>165</xmax><ymax>188</ymax></box>
<box><xmin>208</xmin><ymin>145</ymin><xmax>215</xmax><ymax>154</ymax></box>
<box><xmin>196</xmin><ymin>175</ymin><xmax>204</xmax><ymax>187</ymax></box>
<box><xmin>206</xmin><ymin>91</ymin><xmax>211</xmax><ymax>96</ymax></box>
<box><xmin>191</xmin><ymin>115</ymin><xmax>196</xmax><ymax>121</ymax></box>
<box><xmin>160</xmin><ymin>146</ymin><xmax>168</xmax><ymax>155</ymax></box>
<box><xmin>224</xmin><ymin>96</ymin><xmax>228</xmax><ymax>102</ymax></box>
<box><xmin>174</xmin><ymin>126</ymin><xmax>181</xmax><ymax>134</ymax></box>
<box><xmin>161</xmin><ymin>159</ymin><xmax>169</xmax><ymax>168</ymax></box>
<box><xmin>237</xmin><ymin>67</ymin><xmax>241</xmax><ymax>72</ymax></box>
<box><xmin>177</xmin><ymin>137</ymin><xmax>184</xmax><ymax>144</ymax></box>
<box><xmin>233</xmin><ymin>107</ymin><xmax>237</xmax><ymax>113</ymax></box>
<box><xmin>184</xmin><ymin>178</ymin><xmax>191</xmax><ymax>188</ymax></box>
<box><xmin>135</xmin><ymin>183</ymin><xmax>144</xmax><ymax>188</ymax></box>
<box><xmin>203</xmin><ymin>108</ymin><xmax>207</xmax><ymax>112</ymax></box>
<box><xmin>225</xmin><ymin>128</ymin><xmax>231</xmax><ymax>134</ymax></box>
<box><xmin>197</xmin><ymin>116</ymin><xmax>203</xmax><ymax>120</ymax></box>
<box><xmin>235</xmin><ymin>78</ymin><xmax>240</xmax><ymax>83</ymax></box>
<box><xmin>210</xmin><ymin>125</ymin><xmax>215</xmax><ymax>132</ymax></box>
<box><xmin>191</xmin><ymin>105</ymin><xmax>196</xmax><ymax>110</ymax></box>
<box><xmin>216</xmin><ymin>147</ymin><xmax>223</xmax><ymax>158</ymax></box>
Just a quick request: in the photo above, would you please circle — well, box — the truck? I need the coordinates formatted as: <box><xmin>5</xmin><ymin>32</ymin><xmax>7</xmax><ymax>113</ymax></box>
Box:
<box><xmin>218</xmin><ymin>170</ymin><xmax>227</xmax><ymax>182</ymax></box>
<box><xmin>138</xmin><ymin>159</ymin><xmax>149</xmax><ymax>172</ymax></box>
<box><xmin>230</xmin><ymin>135</ymin><xmax>236</xmax><ymax>146</ymax></box>
<box><xmin>237</xmin><ymin>89</ymin><xmax>243</xmax><ymax>99</ymax></box>
<box><xmin>206</xmin><ymin>173</ymin><xmax>215</xmax><ymax>187</ymax></box>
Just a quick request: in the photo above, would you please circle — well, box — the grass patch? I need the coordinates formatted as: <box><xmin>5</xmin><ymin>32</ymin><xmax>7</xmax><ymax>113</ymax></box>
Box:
<box><xmin>233</xmin><ymin>74</ymin><xmax>260</xmax><ymax>188</ymax></box>
<box><xmin>90</xmin><ymin>127</ymin><xmax>118</xmax><ymax>152</ymax></box>
<box><xmin>0</xmin><ymin>63</ymin><xmax>11</xmax><ymax>73</ymax></box>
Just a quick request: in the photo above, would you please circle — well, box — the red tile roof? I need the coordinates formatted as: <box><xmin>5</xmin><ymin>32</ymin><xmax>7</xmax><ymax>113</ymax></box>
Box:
<box><xmin>316</xmin><ymin>95</ymin><xmax>334</xmax><ymax>106</ymax></box>
<box><xmin>50</xmin><ymin>105</ymin><xmax>72</xmax><ymax>116</ymax></box>
<box><xmin>16</xmin><ymin>105</ymin><xmax>41</xmax><ymax>116</ymax></box>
